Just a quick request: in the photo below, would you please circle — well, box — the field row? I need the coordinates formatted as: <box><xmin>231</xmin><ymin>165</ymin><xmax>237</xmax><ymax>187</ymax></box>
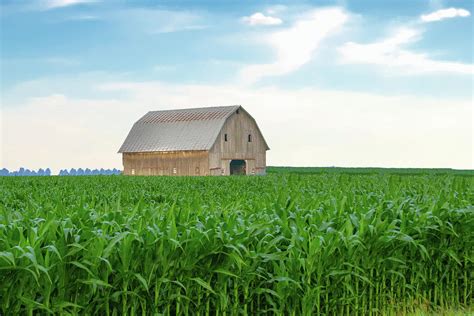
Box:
<box><xmin>0</xmin><ymin>173</ymin><xmax>473</xmax><ymax>315</ymax></box>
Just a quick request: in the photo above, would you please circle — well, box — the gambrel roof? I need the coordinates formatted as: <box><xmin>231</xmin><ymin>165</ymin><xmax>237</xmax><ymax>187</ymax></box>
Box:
<box><xmin>118</xmin><ymin>105</ymin><xmax>268</xmax><ymax>153</ymax></box>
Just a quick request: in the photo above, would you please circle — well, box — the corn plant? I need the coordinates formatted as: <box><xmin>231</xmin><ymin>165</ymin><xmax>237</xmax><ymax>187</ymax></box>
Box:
<box><xmin>0</xmin><ymin>172</ymin><xmax>473</xmax><ymax>315</ymax></box>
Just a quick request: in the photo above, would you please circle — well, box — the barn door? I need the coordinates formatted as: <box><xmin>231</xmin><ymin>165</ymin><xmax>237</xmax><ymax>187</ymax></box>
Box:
<box><xmin>230</xmin><ymin>160</ymin><xmax>246</xmax><ymax>175</ymax></box>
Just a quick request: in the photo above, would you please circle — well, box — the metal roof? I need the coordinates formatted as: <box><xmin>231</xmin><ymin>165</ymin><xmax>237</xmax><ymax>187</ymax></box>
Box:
<box><xmin>118</xmin><ymin>105</ymin><xmax>241</xmax><ymax>153</ymax></box>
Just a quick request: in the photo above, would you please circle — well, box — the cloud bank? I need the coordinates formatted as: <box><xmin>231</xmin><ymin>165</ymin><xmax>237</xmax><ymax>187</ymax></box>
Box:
<box><xmin>240</xmin><ymin>7</ymin><xmax>348</xmax><ymax>84</ymax></box>
<box><xmin>339</xmin><ymin>27</ymin><xmax>474</xmax><ymax>75</ymax></box>
<box><xmin>3</xmin><ymin>80</ymin><xmax>472</xmax><ymax>172</ymax></box>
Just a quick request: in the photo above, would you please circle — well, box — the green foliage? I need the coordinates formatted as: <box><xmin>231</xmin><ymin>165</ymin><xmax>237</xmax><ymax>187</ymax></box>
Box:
<box><xmin>268</xmin><ymin>166</ymin><xmax>474</xmax><ymax>176</ymax></box>
<box><xmin>0</xmin><ymin>172</ymin><xmax>473</xmax><ymax>315</ymax></box>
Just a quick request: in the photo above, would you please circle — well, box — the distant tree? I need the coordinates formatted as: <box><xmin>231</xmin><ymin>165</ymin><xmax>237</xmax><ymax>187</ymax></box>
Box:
<box><xmin>48</xmin><ymin>167</ymin><xmax>122</xmax><ymax>176</ymax></box>
<box><xmin>37</xmin><ymin>168</ymin><xmax>45</xmax><ymax>176</ymax></box>
<box><xmin>0</xmin><ymin>168</ymin><xmax>9</xmax><ymax>176</ymax></box>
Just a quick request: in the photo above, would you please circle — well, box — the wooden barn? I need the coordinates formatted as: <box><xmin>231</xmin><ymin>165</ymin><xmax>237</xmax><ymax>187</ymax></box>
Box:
<box><xmin>118</xmin><ymin>105</ymin><xmax>269</xmax><ymax>176</ymax></box>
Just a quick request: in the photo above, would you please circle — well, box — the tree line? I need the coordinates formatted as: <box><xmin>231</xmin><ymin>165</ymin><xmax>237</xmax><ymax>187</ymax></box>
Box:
<box><xmin>0</xmin><ymin>168</ymin><xmax>121</xmax><ymax>176</ymax></box>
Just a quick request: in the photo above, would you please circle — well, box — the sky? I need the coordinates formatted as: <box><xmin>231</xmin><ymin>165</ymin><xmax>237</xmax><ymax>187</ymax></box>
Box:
<box><xmin>0</xmin><ymin>0</ymin><xmax>473</xmax><ymax>172</ymax></box>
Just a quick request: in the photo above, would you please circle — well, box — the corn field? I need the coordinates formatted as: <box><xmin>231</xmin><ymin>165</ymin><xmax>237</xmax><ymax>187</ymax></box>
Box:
<box><xmin>0</xmin><ymin>172</ymin><xmax>473</xmax><ymax>315</ymax></box>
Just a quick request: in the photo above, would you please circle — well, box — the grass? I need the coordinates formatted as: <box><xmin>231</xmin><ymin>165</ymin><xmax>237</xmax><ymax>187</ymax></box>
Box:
<box><xmin>0</xmin><ymin>170</ymin><xmax>473</xmax><ymax>315</ymax></box>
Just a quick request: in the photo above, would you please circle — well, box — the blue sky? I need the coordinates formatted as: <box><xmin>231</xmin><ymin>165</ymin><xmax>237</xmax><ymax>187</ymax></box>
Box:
<box><xmin>1</xmin><ymin>0</ymin><xmax>473</xmax><ymax>171</ymax></box>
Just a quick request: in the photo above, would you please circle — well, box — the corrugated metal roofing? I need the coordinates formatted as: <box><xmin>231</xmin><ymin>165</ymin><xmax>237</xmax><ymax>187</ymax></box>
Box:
<box><xmin>118</xmin><ymin>105</ymin><xmax>241</xmax><ymax>153</ymax></box>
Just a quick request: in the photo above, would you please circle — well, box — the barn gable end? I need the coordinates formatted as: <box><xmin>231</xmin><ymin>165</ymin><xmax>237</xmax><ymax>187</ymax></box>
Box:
<box><xmin>209</xmin><ymin>107</ymin><xmax>268</xmax><ymax>175</ymax></box>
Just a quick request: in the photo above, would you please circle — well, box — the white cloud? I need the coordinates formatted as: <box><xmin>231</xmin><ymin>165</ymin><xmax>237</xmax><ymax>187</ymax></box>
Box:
<box><xmin>421</xmin><ymin>8</ymin><xmax>470</xmax><ymax>22</ymax></box>
<box><xmin>241</xmin><ymin>12</ymin><xmax>283</xmax><ymax>26</ymax></box>
<box><xmin>339</xmin><ymin>27</ymin><xmax>474</xmax><ymax>75</ymax></box>
<box><xmin>42</xmin><ymin>0</ymin><xmax>97</xmax><ymax>10</ymax></box>
<box><xmin>2</xmin><ymin>79</ymin><xmax>472</xmax><ymax>172</ymax></box>
<box><xmin>240</xmin><ymin>7</ymin><xmax>349</xmax><ymax>84</ymax></box>
<box><xmin>2</xmin><ymin>94</ymin><xmax>130</xmax><ymax>172</ymax></box>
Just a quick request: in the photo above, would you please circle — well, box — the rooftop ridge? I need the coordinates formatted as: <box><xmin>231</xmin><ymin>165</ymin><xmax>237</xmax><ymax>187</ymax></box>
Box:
<box><xmin>146</xmin><ymin>105</ymin><xmax>240</xmax><ymax>114</ymax></box>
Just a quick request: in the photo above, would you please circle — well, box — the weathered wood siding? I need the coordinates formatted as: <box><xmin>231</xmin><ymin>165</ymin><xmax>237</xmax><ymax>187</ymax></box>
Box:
<box><xmin>209</xmin><ymin>109</ymin><xmax>267</xmax><ymax>175</ymax></box>
<box><xmin>123</xmin><ymin>151</ymin><xmax>209</xmax><ymax>176</ymax></box>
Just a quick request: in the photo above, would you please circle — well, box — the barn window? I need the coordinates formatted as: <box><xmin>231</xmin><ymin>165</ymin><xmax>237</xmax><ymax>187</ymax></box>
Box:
<box><xmin>236</xmin><ymin>109</ymin><xmax>240</xmax><ymax>114</ymax></box>
<box><xmin>173</xmin><ymin>168</ymin><xmax>177</xmax><ymax>174</ymax></box>
<box><xmin>248</xmin><ymin>134</ymin><xmax>252</xmax><ymax>142</ymax></box>
<box><xmin>131</xmin><ymin>169</ymin><xmax>135</xmax><ymax>175</ymax></box>
<box><xmin>224</xmin><ymin>133</ymin><xmax>228</xmax><ymax>142</ymax></box>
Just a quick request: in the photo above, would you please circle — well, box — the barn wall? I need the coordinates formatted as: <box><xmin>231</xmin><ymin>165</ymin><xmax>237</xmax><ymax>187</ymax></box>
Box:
<box><xmin>209</xmin><ymin>108</ymin><xmax>267</xmax><ymax>175</ymax></box>
<box><xmin>123</xmin><ymin>151</ymin><xmax>209</xmax><ymax>176</ymax></box>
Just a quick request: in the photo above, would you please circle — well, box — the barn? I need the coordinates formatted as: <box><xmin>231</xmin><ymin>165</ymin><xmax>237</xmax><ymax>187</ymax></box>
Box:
<box><xmin>118</xmin><ymin>105</ymin><xmax>269</xmax><ymax>176</ymax></box>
